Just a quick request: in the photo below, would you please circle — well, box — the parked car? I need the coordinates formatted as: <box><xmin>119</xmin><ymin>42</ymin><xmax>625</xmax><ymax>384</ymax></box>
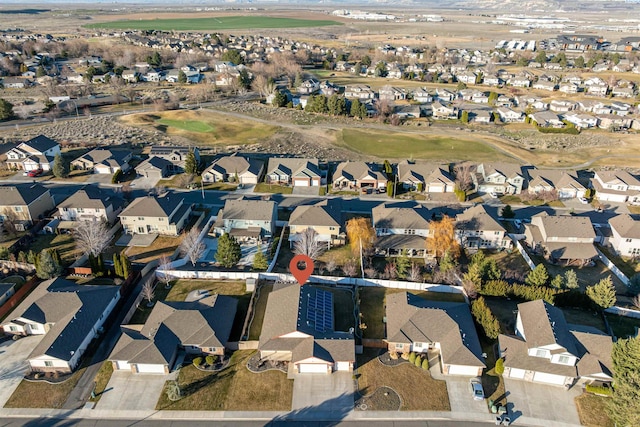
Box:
<box><xmin>470</xmin><ymin>378</ymin><xmax>484</xmax><ymax>401</ymax></box>
<box><xmin>489</xmin><ymin>192</ymin><xmax>498</xmax><ymax>199</ymax></box>
<box><xmin>27</xmin><ymin>169</ymin><xmax>43</xmax><ymax>177</ymax></box>
<box><xmin>514</xmin><ymin>220</ymin><xmax>522</xmax><ymax>230</ymax></box>
<box><xmin>578</xmin><ymin>197</ymin><xmax>589</xmax><ymax>204</ymax></box>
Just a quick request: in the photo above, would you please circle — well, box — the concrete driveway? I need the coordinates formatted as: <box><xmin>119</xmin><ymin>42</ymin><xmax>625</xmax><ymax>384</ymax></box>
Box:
<box><xmin>96</xmin><ymin>370</ymin><xmax>172</xmax><ymax>410</ymax></box>
<box><xmin>130</xmin><ymin>175</ymin><xmax>160</xmax><ymax>191</ymax></box>
<box><xmin>0</xmin><ymin>335</ymin><xmax>43</xmax><ymax>407</ymax></box>
<box><xmin>504</xmin><ymin>378</ymin><xmax>581</xmax><ymax>425</ymax></box>
<box><xmin>291</xmin><ymin>371</ymin><xmax>354</xmax><ymax>412</ymax></box>
<box><xmin>446</xmin><ymin>376</ymin><xmax>488</xmax><ymax>414</ymax></box>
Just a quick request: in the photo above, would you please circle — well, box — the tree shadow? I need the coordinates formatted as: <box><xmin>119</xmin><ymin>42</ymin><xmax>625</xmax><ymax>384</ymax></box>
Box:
<box><xmin>267</xmin><ymin>391</ymin><xmax>357</xmax><ymax>426</ymax></box>
<box><xmin>19</xmin><ymin>410</ymin><xmax>80</xmax><ymax>426</ymax></box>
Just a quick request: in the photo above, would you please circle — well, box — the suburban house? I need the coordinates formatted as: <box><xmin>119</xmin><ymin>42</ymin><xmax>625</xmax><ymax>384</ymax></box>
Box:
<box><xmin>0</xmin><ymin>282</ymin><xmax>17</xmax><ymax>307</ymax></box>
<box><xmin>70</xmin><ymin>148</ymin><xmax>132</xmax><ymax>175</ymax></box>
<box><xmin>265</xmin><ymin>158</ymin><xmax>321</xmax><ymax>187</ymax></box>
<box><xmin>212</xmin><ymin>198</ymin><xmax>277</xmax><ymax>242</ymax></box>
<box><xmin>297</xmin><ymin>78</ymin><xmax>320</xmax><ymax>95</ymax></box>
<box><xmin>148</xmin><ymin>146</ymin><xmax>200</xmax><ymax>173</ymax></box>
<box><xmin>385</xmin><ymin>292</ymin><xmax>486</xmax><ymax>376</ymax></box>
<box><xmin>110</xmin><ymin>295</ymin><xmax>237</xmax><ymax>374</ymax></box>
<box><xmin>119</xmin><ymin>194</ymin><xmax>192</xmax><ymax>235</ymax></box>
<box><xmin>455</xmin><ymin>204</ymin><xmax>511</xmax><ymax>250</ymax></box>
<box><xmin>608</xmin><ymin>214</ymin><xmax>640</xmax><ymax>257</ymax></box>
<box><xmin>202</xmin><ymin>155</ymin><xmax>264</xmax><ymax>185</ymax></box>
<box><xmin>475</xmin><ymin>162</ymin><xmax>526</xmax><ymax>195</ymax></box>
<box><xmin>57</xmin><ymin>186</ymin><xmax>123</xmax><ymax>225</ymax></box>
<box><xmin>591</xmin><ymin>170</ymin><xmax>640</xmax><ymax>204</ymax></box>
<box><xmin>288</xmin><ymin>199</ymin><xmax>344</xmax><ymax>249</ymax></box>
<box><xmin>496</xmin><ymin>107</ymin><xmax>524</xmax><ymax>123</ymax></box>
<box><xmin>397</xmin><ymin>161</ymin><xmax>455</xmax><ymax>193</ymax></box>
<box><xmin>372</xmin><ymin>203</ymin><xmax>432</xmax><ymax>257</ymax></box>
<box><xmin>1</xmin><ymin>277</ymin><xmax>120</xmax><ymax>373</ymax></box>
<box><xmin>258</xmin><ymin>282</ymin><xmax>355</xmax><ymax>375</ymax></box>
<box><xmin>135</xmin><ymin>156</ymin><xmax>175</xmax><ymax>180</ymax></box>
<box><xmin>5</xmin><ymin>135</ymin><xmax>61</xmax><ymax>171</ymax></box>
<box><xmin>526</xmin><ymin>170</ymin><xmax>587</xmax><ymax>199</ymax></box>
<box><xmin>333</xmin><ymin>161</ymin><xmax>388</xmax><ymax>191</ymax></box>
<box><xmin>499</xmin><ymin>300</ymin><xmax>613</xmax><ymax>387</ymax></box>
<box><xmin>524</xmin><ymin>212</ymin><xmax>597</xmax><ymax>266</ymax></box>
<box><xmin>0</xmin><ymin>184</ymin><xmax>55</xmax><ymax>230</ymax></box>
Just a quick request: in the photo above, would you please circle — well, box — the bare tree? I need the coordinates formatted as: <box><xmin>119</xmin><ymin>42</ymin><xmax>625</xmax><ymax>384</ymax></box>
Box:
<box><xmin>293</xmin><ymin>228</ymin><xmax>325</xmax><ymax>260</ymax></box>
<box><xmin>179</xmin><ymin>227</ymin><xmax>206</xmax><ymax>266</ymax></box>
<box><xmin>343</xmin><ymin>259</ymin><xmax>358</xmax><ymax>277</ymax></box>
<box><xmin>364</xmin><ymin>268</ymin><xmax>378</xmax><ymax>279</ymax></box>
<box><xmin>73</xmin><ymin>220</ymin><xmax>111</xmax><ymax>257</ymax></box>
<box><xmin>633</xmin><ymin>294</ymin><xmax>640</xmax><ymax>310</ymax></box>
<box><xmin>141</xmin><ymin>276</ymin><xmax>156</xmax><ymax>307</ymax></box>
<box><xmin>1</xmin><ymin>209</ymin><xmax>18</xmax><ymax>237</ymax></box>
<box><xmin>453</xmin><ymin>162</ymin><xmax>476</xmax><ymax>192</ymax></box>
<box><xmin>325</xmin><ymin>258</ymin><xmax>338</xmax><ymax>275</ymax></box>
<box><xmin>408</xmin><ymin>263</ymin><xmax>422</xmax><ymax>282</ymax></box>
<box><xmin>157</xmin><ymin>254</ymin><xmax>173</xmax><ymax>288</ymax></box>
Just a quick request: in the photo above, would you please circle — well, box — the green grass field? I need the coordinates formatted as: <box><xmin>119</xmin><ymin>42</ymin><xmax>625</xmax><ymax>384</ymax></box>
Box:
<box><xmin>338</xmin><ymin>129</ymin><xmax>509</xmax><ymax>161</ymax></box>
<box><xmin>85</xmin><ymin>16</ymin><xmax>341</xmax><ymax>31</ymax></box>
<box><xmin>157</xmin><ymin>119</ymin><xmax>214</xmax><ymax>133</ymax></box>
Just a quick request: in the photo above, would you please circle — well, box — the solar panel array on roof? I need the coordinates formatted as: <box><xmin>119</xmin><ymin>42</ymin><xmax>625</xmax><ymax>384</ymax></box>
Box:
<box><xmin>307</xmin><ymin>289</ymin><xmax>334</xmax><ymax>333</ymax></box>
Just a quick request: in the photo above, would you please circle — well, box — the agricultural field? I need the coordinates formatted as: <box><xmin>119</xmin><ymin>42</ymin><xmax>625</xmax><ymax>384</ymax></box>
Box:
<box><xmin>119</xmin><ymin>110</ymin><xmax>280</xmax><ymax>147</ymax></box>
<box><xmin>85</xmin><ymin>16</ymin><xmax>341</xmax><ymax>31</ymax></box>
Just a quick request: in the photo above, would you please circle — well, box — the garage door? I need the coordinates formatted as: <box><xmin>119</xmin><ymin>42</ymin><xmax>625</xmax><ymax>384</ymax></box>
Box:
<box><xmin>335</xmin><ymin>361</ymin><xmax>351</xmax><ymax>371</ymax></box>
<box><xmin>428</xmin><ymin>185</ymin><xmax>444</xmax><ymax>193</ymax></box>
<box><xmin>241</xmin><ymin>176</ymin><xmax>258</xmax><ymax>185</ymax></box>
<box><xmin>447</xmin><ymin>365</ymin><xmax>480</xmax><ymax>376</ymax></box>
<box><xmin>116</xmin><ymin>361</ymin><xmax>131</xmax><ymax>370</ymax></box>
<box><xmin>533</xmin><ymin>372</ymin><xmax>566</xmax><ymax>385</ymax></box>
<box><xmin>509</xmin><ymin>368</ymin><xmax>526</xmax><ymax>379</ymax></box>
<box><xmin>135</xmin><ymin>364</ymin><xmax>166</xmax><ymax>374</ymax></box>
<box><xmin>293</xmin><ymin>179</ymin><xmax>309</xmax><ymax>187</ymax></box>
<box><xmin>297</xmin><ymin>363</ymin><xmax>329</xmax><ymax>374</ymax></box>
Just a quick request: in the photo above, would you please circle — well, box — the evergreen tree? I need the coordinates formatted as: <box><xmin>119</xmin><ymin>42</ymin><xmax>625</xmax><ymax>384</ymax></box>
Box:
<box><xmin>0</xmin><ymin>98</ymin><xmax>13</xmax><ymax>120</ymax></box>
<box><xmin>564</xmin><ymin>269</ymin><xmax>579</xmax><ymax>289</ymax></box>
<box><xmin>36</xmin><ymin>250</ymin><xmax>62</xmax><ymax>279</ymax></box>
<box><xmin>350</xmin><ymin>99</ymin><xmax>366</xmax><ymax>119</ymax></box>
<box><xmin>396</xmin><ymin>249</ymin><xmax>411</xmax><ymax>278</ymax></box>
<box><xmin>49</xmin><ymin>249</ymin><xmax>62</xmax><ymax>267</ymax></box>
<box><xmin>215</xmin><ymin>233</ymin><xmax>241</xmax><ymax>268</ymax></box>
<box><xmin>177</xmin><ymin>70</ymin><xmax>187</xmax><ymax>84</ymax></box>
<box><xmin>608</xmin><ymin>335</ymin><xmax>640</xmax><ymax>426</ymax></box>
<box><xmin>36</xmin><ymin>65</ymin><xmax>46</xmax><ymax>78</ymax></box>
<box><xmin>460</xmin><ymin>110</ymin><xmax>469</xmax><ymax>123</ymax></box>
<box><xmin>52</xmin><ymin>153</ymin><xmax>69</xmax><ymax>178</ymax></box>
<box><xmin>586</xmin><ymin>276</ymin><xmax>616</xmax><ymax>309</ymax></box>
<box><xmin>327</xmin><ymin>94</ymin><xmax>346</xmax><ymax>116</ymax></box>
<box><xmin>120</xmin><ymin>251</ymin><xmax>132</xmax><ymax>279</ymax></box>
<box><xmin>272</xmin><ymin>91</ymin><xmax>287</xmax><ymax>107</ymax></box>
<box><xmin>501</xmin><ymin>205</ymin><xmax>515</xmax><ymax>219</ymax></box>
<box><xmin>113</xmin><ymin>252</ymin><xmax>122</xmax><ymax>278</ymax></box>
<box><xmin>495</xmin><ymin>358</ymin><xmax>505</xmax><ymax>375</ymax></box>
<box><xmin>550</xmin><ymin>274</ymin><xmax>564</xmax><ymax>289</ymax></box>
<box><xmin>525</xmin><ymin>264</ymin><xmax>549</xmax><ymax>287</ymax></box>
<box><xmin>184</xmin><ymin>150</ymin><xmax>199</xmax><ymax>175</ymax></box>
<box><xmin>574</xmin><ymin>56</ymin><xmax>585</xmax><ymax>68</ymax></box>
<box><xmin>252</xmin><ymin>244</ymin><xmax>268</xmax><ymax>271</ymax></box>
<box><xmin>471</xmin><ymin>296</ymin><xmax>501</xmax><ymax>339</ymax></box>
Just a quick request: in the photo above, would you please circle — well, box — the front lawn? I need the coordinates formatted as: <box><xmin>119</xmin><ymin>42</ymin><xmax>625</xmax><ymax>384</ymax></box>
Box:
<box><xmin>89</xmin><ymin>361</ymin><xmax>114</xmax><ymax>403</ymax></box>
<box><xmin>156</xmin><ymin>350</ymin><xmax>292</xmax><ymax>411</ymax></box>
<box><xmin>4</xmin><ymin>367</ymin><xmax>86</xmax><ymax>409</ymax></box>
<box><xmin>358</xmin><ymin>287</ymin><xmax>465</xmax><ymax>339</ymax></box>
<box><xmin>254</xmin><ymin>183</ymin><xmax>293</xmax><ymax>194</ymax></box>
<box><xmin>575</xmin><ymin>393</ymin><xmax>614</xmax><ymax>427</ymax></box>
<box><xmin>356</xmin><ymin>348</ymin><xmax>450</xmax><ymax>411</ymax></box>
<box><xmin>166</xmin><ymin>279</ymin><xmax>251</xmax><ymax>341</ymax></box>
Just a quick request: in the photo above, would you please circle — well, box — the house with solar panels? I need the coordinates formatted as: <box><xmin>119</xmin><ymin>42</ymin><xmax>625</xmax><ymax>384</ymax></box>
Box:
<box><xmin>258</xmin><ymin>282</ymin><xmax>355</xmax><ymax>375</ymax></box>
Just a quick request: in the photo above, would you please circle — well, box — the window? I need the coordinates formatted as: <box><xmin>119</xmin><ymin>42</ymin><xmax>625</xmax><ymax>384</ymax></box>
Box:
<box><xmin>558</xmin><ymin>355</ymin><xmax>571</xmax><ymax>364</ymax></box>
<box><xmin>404</xmin><ymin>229</ymin><xmax>416</xmax><ymax>235</ymax></box>
<box><xmin>138</xmin><ymin>217</ymin><xmax>145</xmax><ymax>221</ymax></box>
<box><xmin>9</xmin><ymin>326</ymin><xmax>17</xmax><ymax>332</ymax></box>
<box><xmin>44</xmin><ymin>361</ymin><xmax>53</xmax><ymax>367</ymax></box>
<box><xmin>495</xmin><ymin>231</ymin><xmax>501</xmax><ymax>235</ymax></box>
<box><xmin>535</xmin><ymin>349</ymin><xmax>547</xmax><ymax>358</ymax></box>
<box><xmin>14</xmin><ymin>206</ymin><xmax>23</xmax><ymax>212</ymax></box>
<box><xmin>626</xmin><ymin>238</ymin><xmax>632</xmax><ymax>243</ymax></box>
<box><xmin>77</xmin><ymin>208</ymin><xmax>84</xmax><ymax>213</ymax></box>
<box><xmin>395</xmin><ymin>343</ymin><xmax>405</xmax><ymax>350</ymax></box>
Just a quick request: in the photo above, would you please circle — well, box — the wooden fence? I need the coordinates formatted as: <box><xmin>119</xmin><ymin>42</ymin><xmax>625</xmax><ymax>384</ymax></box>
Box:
<box><xmin>0</xmin><ymin>277</ymin><xmax>39</xmax><ymax>323</ymax></box>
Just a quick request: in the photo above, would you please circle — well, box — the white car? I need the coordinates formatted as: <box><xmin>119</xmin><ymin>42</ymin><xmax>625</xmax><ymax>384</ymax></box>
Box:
<box><xmin>489</xmin><ymin>192</ymin><xmax>498</xmax><ymax>199</ymax></box>
<box><xmin>578</xmin><ymin>197</ymin><xmax>589</xmax><ymax>204</ymax></box>
<box><xmin>470</xmin><ymin>378</ymin><xmax>485</xmax><ymax>401</ymax></box>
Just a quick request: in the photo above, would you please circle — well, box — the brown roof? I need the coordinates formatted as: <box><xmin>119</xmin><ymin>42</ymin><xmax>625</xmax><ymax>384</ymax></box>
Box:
<box><xmin>372</xmin><ymin>203</ymin><xmax>431</xmax><ymax>231</ymax></box>
<box><xmin>218</xmin><ymin>199</ymin><xmax>276</xmax><ymax>222</ymax></box>
<box><xmin>517</xmin><ymin>300</ymin><xmax>577</xmax><ymax>354</ymax></box>
<box><xmin>571</xmin><ymin>326</ymin><xmax>613</xmax><ymax>379</ymax></box>
<box><xmin>289</xmin><ymin>199</ymin><xmax>342</xmax><ymax>228</ymax></box>
<box><xmin>499</xmin><ymin>334</ymin><xmax>576</xmax><ymax>377</ymax></box>
<box><xmin>532</xmin><ymin>214</ymin><xmax>595</xmax><ymax>240</ymax></box>
<box><xmin>397</xmin><ymin>161</ymin><xmax>454</xmax><ymax>185</ymax></box>
<box><xmin>119</xmin><ymin>194</ymin><xmax>183</xmax><ymax>218</ymax></box>
<box><xmin>334</xmin><ymin>161</ymin><xmax>387</xmax><ymax>183</ymax></box>
<box><xmin>456</xmin><ymin>204</ymin><xmax>505</xmax><ymax>232</ymax></box>
<box><xmin>609</xmin><ymin>214</ymin><xmax>640</xmax><ymax>239</ymax></box>
<box><xmin>385</xmin><ymin>292</ymin><xmax>485</xmax><ymax>368</ymax></box>
<box><xmin>57</xmin><ymin>186</ymin><xmax>117</xmax><ymax>211</ymax></box>
<box><xmin>0</xmin><ymin>183</ymin><xmax>50</xmax><ymax>206</ymax></box>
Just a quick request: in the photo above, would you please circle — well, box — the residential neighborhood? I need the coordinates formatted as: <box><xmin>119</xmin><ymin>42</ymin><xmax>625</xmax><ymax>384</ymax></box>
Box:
<box><xmin>1</xmin><ymin>3</ymin><xmax>640</xmax><ymax>426</ymax></box>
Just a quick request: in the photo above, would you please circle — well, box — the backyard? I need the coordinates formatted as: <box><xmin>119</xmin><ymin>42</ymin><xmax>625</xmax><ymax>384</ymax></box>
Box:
<box><xmin>125</xmin><ymin>235</ymin><xmax>184</xmax><ymax>264</ymax></box>
<box><xmin>247</xmin><ymin>282</ymin><xmax>274</xmax><ymax>340</ymax></box>
<box><xmin>597</xmin><ymin>244</ymin><xmax>640</xmax><ymax>278</ymax></box>
<box><xmin>605</xmin><ymin>313</ymin><xmax>640</xmax><ymax>339</ymax></box>
<box><xmin>29</xmin><ymin>233</ymin><xmax>78</xmax><ymax>265</ymax></box>
<box><xmin>356</xmin><ymin>348</ymin><xmax>450</xmax><ymax>411</ymax></box>
<box><xmin>358</xmin><ymin>287</ymin><xmax>466</xmax><ymax>339</ymax></box>
<box><xmin>155</xmin><ymin>350</ymin><xmax>292</xmax><ymax>411</ymax></box>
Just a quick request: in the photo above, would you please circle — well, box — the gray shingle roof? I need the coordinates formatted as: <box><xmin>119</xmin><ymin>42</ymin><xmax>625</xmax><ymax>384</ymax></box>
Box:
<box><xmin>57</xmin><ymin>186</ymin><xmax>120</xmax><ymax>211</ymax></box>
<box><xmin>517</xmin><ymin>300</ymin><xmax>577</xmax><ymax>354</ymax></box>
<box><xmin>372</xmin><ymin>203</ymin><xmax>431</xmax><ymax>230</ymax></box>
<box><xmin>609</xmin><ymin>214</ymin><xmax>640</xmax><ymax>239</ymax></box>
<box><xmin>385</xmin><ymin>292</ymin><xmax>485</xmax><ymax>368</ymax></box>
<box><xmin>21</xmin><ymin>135</ymin><xmax>59</xmax><ymax>153</ymax></box>
<box><xmin>456</xmin><ymin>204</ymin><xmax>505</xmax><ymax>232</ymax></box>
<box><xmin>0</xmin><ymin>183</ymin><xmax>50</xmax><ymax>206</ymax></box>
<box><xmin>218</xmin><ymin>199</ymin><xmax>276</xmax><ymax>222</ymax></box>
<box><xmin>397</xmin><ymin>161</ymin><xmax>454</xmax><ymax>186</ymax></box>
<box><xmin>334</xmin><ymin>161</ymin><xmax>387</xmax><ymax>182</ymax></box>
<box><xmin>205</xmin><ymin>155</ymin><xmax>263</xmax><ymax>177</ymax></box>
<box><xmin>135</xmin><ymin>156</ymin><xmax>173</xmax><ymax>172</ymax></box>
<box><xmin>74</xmin><ymin>148</ymin><xmax>130</xmax><ymax>167</ymax></box>
<box><xmin>266</xmin><ymin>158</ymin><xmax>320</xmax><ymax>177</ymax></box>
<box><xmin>289</xmin><ymin>199</ymin><xmax>342</xmax><ymax>228</ymax></box>
<box><xmin>120</xmin><ymin>194</ymin><xmax>183</xmax><ymax>218</ymax></box>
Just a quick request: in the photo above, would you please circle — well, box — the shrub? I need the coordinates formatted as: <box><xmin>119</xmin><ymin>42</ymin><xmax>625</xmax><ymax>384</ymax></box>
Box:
<box><xmin>192</xmin><ymin>357</ymin><xmax>202</xmax><ymax>367</ymax></box>
<box><xmin>389</xmin><ymin>351</ymin><xmax>398</xmax><ymax>360</ymax></box>
<box><xmin>205</xmin><ymin>355</ymin><xmax>215</xmax><ymax>366</ymax></box>
<box><xmin>408</xmin><ymin>352</ymin><xmax>416</xmax><ymax>364</ymax></box>
<box><xmin>585</xmin><ymin>384</ymin><xmax>612</xmax><ymax>396</ymax></box>
<box><xmin>401</xmin><ymin>351</ymin><xmax>410</xmax><ymax>360</ymax></box>
<box><xmin>471</xmin><ymin>297</ymin><xmax>501</xmax><ymax>339</ymax></box>
<box><xmin>422</xmin><ymin>358</ymin><xmax>429</xmax><ymax>370</ymax></box>
<box><xmin>270</xmin><ymin>236</ymin><xmax>280</xmax><ymax>258</ymax></box>
<box><xmin>414</xmin><ymin>355</ymin><xmax>422</xmax><ymax>367</ymax></box>
<box><xmin>495</xmin><ymin>358</ymin><xmax>504</xmax><ymax>375</ymax></box>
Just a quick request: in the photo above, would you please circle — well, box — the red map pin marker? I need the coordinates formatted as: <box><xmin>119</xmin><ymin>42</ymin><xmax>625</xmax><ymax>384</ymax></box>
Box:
<box><xmin>289</xmin><ymin>254</ymin><xmax>314</xmax><ymax>286</ymax></box>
